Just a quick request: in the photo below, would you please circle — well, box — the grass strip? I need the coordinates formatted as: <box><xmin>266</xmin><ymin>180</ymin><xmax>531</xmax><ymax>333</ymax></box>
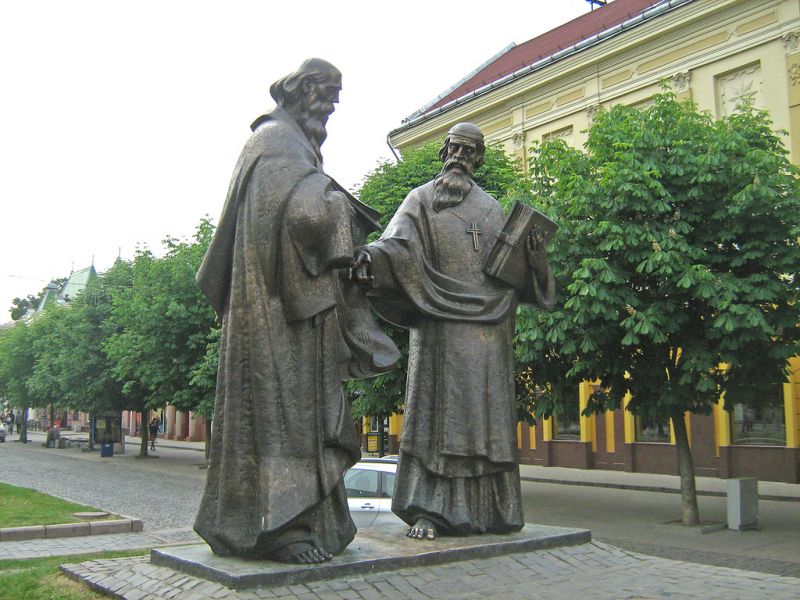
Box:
<box><xmin>0</xmin><ymin>482</ymin><xmax>102</xmax><ymax>527</ymax></box>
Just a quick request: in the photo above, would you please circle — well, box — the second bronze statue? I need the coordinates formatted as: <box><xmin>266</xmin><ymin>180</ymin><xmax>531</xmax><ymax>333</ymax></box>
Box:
<box><xmin>353</xmin><ymin>122</ymin><xmax>556</xmax><ymax>542</ymax></box>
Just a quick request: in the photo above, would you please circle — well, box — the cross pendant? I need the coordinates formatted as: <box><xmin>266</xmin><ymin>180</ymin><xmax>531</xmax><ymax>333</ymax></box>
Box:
<box><xmin>466</xmin><ymin>222</ymin><xmax>482</xmax><ymax>251</ymax></box>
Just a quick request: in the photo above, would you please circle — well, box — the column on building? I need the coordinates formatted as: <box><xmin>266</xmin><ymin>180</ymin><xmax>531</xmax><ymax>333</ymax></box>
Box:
<box><xmin>188</xmin><ymin>412</ymin><xmax>206</xmax><ymax>442</ymax></box>
<box><xmin>175</xmin><ymin>410</ymin><xmax>187</xmax><ymax>441</ymax></box>
<box><xmin>166</xmin><ymin>405</ymin><xmax>176</xmax><ymax>440</ymax></box>
<box><xmin>784</xmin><ymin>32</ymin><xmax>800</xmax><ymax>163</ymax></box>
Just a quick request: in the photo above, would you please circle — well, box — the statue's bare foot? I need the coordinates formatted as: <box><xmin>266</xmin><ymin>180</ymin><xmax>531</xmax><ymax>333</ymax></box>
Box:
<box><xmin>274</xmin><ymin>542</ymin><xmax>332</xmax><ymax>564</ymax></box>
<box><xmin>406</xmin><ymin>519</ymin><xmax>436</xmax><ymax>540</ymax></box>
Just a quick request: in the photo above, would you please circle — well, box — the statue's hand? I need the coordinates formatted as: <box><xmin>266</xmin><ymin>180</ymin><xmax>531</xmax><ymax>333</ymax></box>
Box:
<box><xmin>526</xmin><ymin>229</ymin><xmax>548</xmax><ymax>277</ymax></box>
<box><xmin>351</xmin><ymin>248</ymin><xmax>373</xmax><ymax>284</ymax></box>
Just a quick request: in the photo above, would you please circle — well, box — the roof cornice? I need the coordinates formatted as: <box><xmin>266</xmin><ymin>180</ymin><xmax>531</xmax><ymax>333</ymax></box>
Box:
<box><xmin>389</xmin><ymin>0</ymin><xmax>695</xmax><ymax>144</ymax></box>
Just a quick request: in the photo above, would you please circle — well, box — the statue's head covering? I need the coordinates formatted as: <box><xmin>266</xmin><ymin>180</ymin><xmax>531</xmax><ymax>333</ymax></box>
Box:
<box><xmin>269</xmin><ymin>58</ymin><xmax>342</xmax><ymax>108</ymax></box>
<box><xmin>439</xmin><ymin>122</ymin><xmax>485</xmax><ymax>169</ymax></box>
<box><xmin>447</xmin><ymin>122</ymin><xmax>484</xmax><ymax>144</ymax></box>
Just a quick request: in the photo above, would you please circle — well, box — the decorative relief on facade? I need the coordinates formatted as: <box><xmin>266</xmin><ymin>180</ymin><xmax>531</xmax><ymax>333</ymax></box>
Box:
<box><xmin>512</xmin><ymin>131</ymin><xmax>526</xmax><ymax>150</ymax></box>
<box><xmin>671</xmin><ymin>71</ymin><xmax>691</xmax><ymax>94</ymax></box>
<box><xmin>716</xmin><ymin>63</ymin><xmax>763</xmax><ymax>117</ymax></box>
<box><xmin>585</xmin><ymin>104</ymin><xmax>600</xmax><ymax>121</ymax></box>
<box><xmin>542</xmin><ymin>125</ymin><xmax>573</xmax><ymax>141</ymax></box>
<box><xmin>790</xmin><ymin>63</ymin><xmax>800</xmax><ymax>87</ymax></box>
<box><xmin>783</xmin><ymin>31</ymin><xmax>800</xmax><ymax>56</ymax></box>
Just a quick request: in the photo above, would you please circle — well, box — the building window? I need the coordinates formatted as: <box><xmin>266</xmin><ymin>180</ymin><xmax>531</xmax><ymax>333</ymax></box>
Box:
<box><xmin>730</xmin><ymin>386</ymin><xmax>786</xmax><ymax>446</ymax></box>
<box><xmin>553</xmin><ymin>394</ymin><xmax>580</xmax><ymax>441</ymax></box>
<box><xmin>370</xmin><ymin>415</ymin><xmax>388</xmax><ymax>432</ymax></box>
<box><xmin>635</xmin><ymin>415</ymin><xmax>670</xmax><ymax>443</ymax></box>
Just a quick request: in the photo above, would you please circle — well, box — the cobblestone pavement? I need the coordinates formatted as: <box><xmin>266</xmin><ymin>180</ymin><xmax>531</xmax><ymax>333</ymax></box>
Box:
<box><xmin>61</xmin><ymin>541</ymin><xmax>800</xmax><ymax>600</ymax></box>
<box><xmin>0</xmin><ymin>439</ymin><xmax>204</xmax><ymax>529</ymax></box>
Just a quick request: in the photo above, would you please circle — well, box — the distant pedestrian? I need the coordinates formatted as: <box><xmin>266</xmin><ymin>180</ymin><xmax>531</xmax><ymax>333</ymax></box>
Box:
<box><xmin>8</xmin><ymin>411</ymin><xmax>15</xmax><ymax>434</ymax></box>
<box><xmin>149</xmin><ymin>417</ymin><xmax>159</xmax><ymax>451</ymax></box>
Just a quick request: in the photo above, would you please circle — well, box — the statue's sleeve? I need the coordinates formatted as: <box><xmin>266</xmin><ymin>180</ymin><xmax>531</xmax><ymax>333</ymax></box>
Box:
<box><xmin>285</xmin><ymin>175</ymin><xmax>354</xmax><ymax>276</ymax></box>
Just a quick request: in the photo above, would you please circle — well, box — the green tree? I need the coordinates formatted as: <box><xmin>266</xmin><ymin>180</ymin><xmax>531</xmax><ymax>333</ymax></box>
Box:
<box><xmin>104</xmin><ymin>220</ymin><xmax>217</xmax><ymax>456</ymax></box>
<box><xmin>9</xmin><ymin>278</ymin><xmax>67</xmax><ymax>320</ymax></box>
<box><xmin>25</xmin><ymin>306</ymin><xmax>71</xmax><ymax>427</ymax></box>
<box><xmin>26</xmin><ymin>264</ymin><xmax>130</xmax><ymax>449</ymax></box>
<box><xmin>188</xmin><ymin>325</ymin><xmax>220</xmax><ymax>460</ymax></box>
<box><xmin>522</xmin><ymin>91</ymin><xmax>800</xmax><ymax>525</ymax></box>
<box><xmin>349</xmin><ymin>140</ymin><xmax>531</xmax><ymax>434</ymax></box>
<box><xmin>0</xmin><ymin>322</ymin><xmax>37</xmax><ymax>442</ymax></box>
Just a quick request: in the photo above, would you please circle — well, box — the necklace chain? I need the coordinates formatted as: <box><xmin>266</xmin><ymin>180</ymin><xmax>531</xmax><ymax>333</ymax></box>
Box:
<box><xmin>448</xmin><ymin>205</ymin><xmax>492</xmax><ymax>223</ymax></box>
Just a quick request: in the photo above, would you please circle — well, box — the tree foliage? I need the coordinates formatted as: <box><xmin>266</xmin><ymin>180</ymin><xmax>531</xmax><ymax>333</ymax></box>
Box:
<box><xmin>9</xmin><ymin>278</ymin><xmax>67</xmax><ymax>320</ymax></box>
<box><xmin>104</xmin><ymin>220</ymin><xmax>217</xmax><ymax>414</ymax></box>
<box><xmin>26</xmin><ymin>264</ymin><xmax>129</xmax><ymax>417</ymax></box>
<box><xmin>522</xmin><ymin>91</ymin><xmax>800</xmax><ymax>524</ymax></box>
<box><xmin>0</xmin><ymin>322</ymin><xmax>37</xmax><ymax>410</ymax></box>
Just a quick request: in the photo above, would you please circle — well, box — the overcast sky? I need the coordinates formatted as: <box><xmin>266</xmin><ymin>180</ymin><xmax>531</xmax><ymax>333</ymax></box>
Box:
<box><xmin>0</xmin><ymin>0</ymin><xmax>590</xmax><ymax>320</ymax></box>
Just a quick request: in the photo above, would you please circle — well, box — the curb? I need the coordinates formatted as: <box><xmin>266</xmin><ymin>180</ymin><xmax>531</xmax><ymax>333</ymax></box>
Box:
<box><xmin>0</xmin><ymin>516</ymin><xmax>144</xmax><ymax>542</ymax></box>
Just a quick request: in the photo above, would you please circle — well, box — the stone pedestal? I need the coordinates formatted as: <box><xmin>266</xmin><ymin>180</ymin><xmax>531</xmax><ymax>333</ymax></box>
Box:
<box><xmin>151</xmin><ymin>523</ymin><xmax>591</xmax><ymax>590</ymax></box>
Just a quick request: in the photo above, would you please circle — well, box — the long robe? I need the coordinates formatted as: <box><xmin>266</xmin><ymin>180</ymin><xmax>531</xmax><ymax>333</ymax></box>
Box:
<box><xmin>366</xmin><ymin>179</ymin><xmax>555</xmax><ymax>536</ymax></box>
<box><xmin>194</xmin><ymin>107</ymin><xmax>396</xmax><ymax>559</ymax></box>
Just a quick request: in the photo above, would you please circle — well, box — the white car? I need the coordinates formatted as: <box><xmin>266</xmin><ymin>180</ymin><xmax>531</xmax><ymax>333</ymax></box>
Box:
<box><xmin>344</xmin><ymin>456</ymin><xmax>404</xmax><ymax>527</ymax></box>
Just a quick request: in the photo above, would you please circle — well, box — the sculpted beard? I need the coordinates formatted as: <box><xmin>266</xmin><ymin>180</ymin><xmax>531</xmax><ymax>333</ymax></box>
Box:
<box><xmin>433</xmin><ymin>159</ymin><xmax>473</xmax><ymax>211</ymax></box>
<box><xmin>299</xmin><ymin>96</ymin><xmax>335</xmax><ymax>151</ymax></box>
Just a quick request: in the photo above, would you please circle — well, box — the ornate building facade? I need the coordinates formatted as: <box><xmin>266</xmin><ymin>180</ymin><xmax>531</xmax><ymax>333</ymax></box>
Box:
<box><xmin>384</xmin><ymin>0</ymin><xmax>800</xmax><ymax>483</ymax></box>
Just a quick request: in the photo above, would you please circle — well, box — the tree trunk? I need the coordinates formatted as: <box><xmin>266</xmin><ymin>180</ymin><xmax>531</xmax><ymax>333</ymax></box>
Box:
<box><xmin>88</xmin><ymin>413</ymin><xmax>95</xmax><ymax>451</ymax></box>
<box><xmin>377</xmin><ymin>416</ymin><xmax>385</xmax><ymax>458</ymax></box>
<box><xmin>671</xmin><ymin>407</ymin><xmax>699</xmax><ymax>526</ymax></box>
<box><xmin>204</xmin><ymin>418</ymin><xmax>212</xmax><ymax>463</ymax></box>
<box><xmin>139</xmin><ymin>409</ymin><xmax>149</xmax><ymax>457</ymax></box>
<box><xmin>18</xmin><ymin>406</ymin><xmax>28</xmax><ymax>443</ymax></box>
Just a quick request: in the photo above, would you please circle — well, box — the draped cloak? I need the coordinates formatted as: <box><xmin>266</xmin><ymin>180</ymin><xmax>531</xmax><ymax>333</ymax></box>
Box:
<box><xmin>194</xmin><ymin>107</ymin><xmax>397</xmax><ymax>558</ymax></box>
<box><xmin>366</xmin><ymin>180</ymin><xmax>555</xmax><ymax>535</ymax></box>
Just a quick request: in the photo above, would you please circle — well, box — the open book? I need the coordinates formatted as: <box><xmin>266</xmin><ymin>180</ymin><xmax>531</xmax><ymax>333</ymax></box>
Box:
<box><xmin>482</xmin><ymin>201</ymin><xmax>557</xmax><ymax>289</ymax></box>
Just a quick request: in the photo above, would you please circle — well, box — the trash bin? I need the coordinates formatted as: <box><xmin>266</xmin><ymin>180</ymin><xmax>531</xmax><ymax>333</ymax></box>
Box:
<box><xmin>100</xmin><ymin>442</ymin><xmax>114</xmax><ymax>458</ymax></box>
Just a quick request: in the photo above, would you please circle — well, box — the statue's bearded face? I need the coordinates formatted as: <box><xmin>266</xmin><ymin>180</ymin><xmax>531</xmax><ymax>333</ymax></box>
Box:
<box><xmin>433</xmin><ymin>136</ymin><xmax>483</xmax><ymax>211</ymax></box>
<box><xmin>443</xmin><ymin>138</ymin><xmax>480</xmax><ymax>176</ymax></box>
<box><xmin>303</xmin><ymin>81</ymin><xmax>340</xmax><ymax>121</ymax></box>
<box><xmin>298</xmin><ymin>79</ymin><xmax>341</xmax><ymax>149</ymax></box>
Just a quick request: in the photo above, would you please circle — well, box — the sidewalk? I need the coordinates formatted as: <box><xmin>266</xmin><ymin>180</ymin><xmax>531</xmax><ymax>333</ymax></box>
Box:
<box><xmin>518</xmin><ymin>463</ymin><xmax>800</xmax><ymax>502</ymax></box>
<box><xmin>125</xmin><ymin>434</ymin><xmax>206</xmax><ymax>453</ymax></box>
<box><xmin>22</xmin><ymin>430</ymin><xmax>207</xmax><ymax>453</ymax></box>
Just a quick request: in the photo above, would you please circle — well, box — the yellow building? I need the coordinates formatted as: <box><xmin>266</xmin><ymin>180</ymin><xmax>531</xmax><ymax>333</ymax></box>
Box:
<box><xmin>382</xmin><ymin>0</ymin><xmax>800</xmax><ymax>483</ymax></box>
